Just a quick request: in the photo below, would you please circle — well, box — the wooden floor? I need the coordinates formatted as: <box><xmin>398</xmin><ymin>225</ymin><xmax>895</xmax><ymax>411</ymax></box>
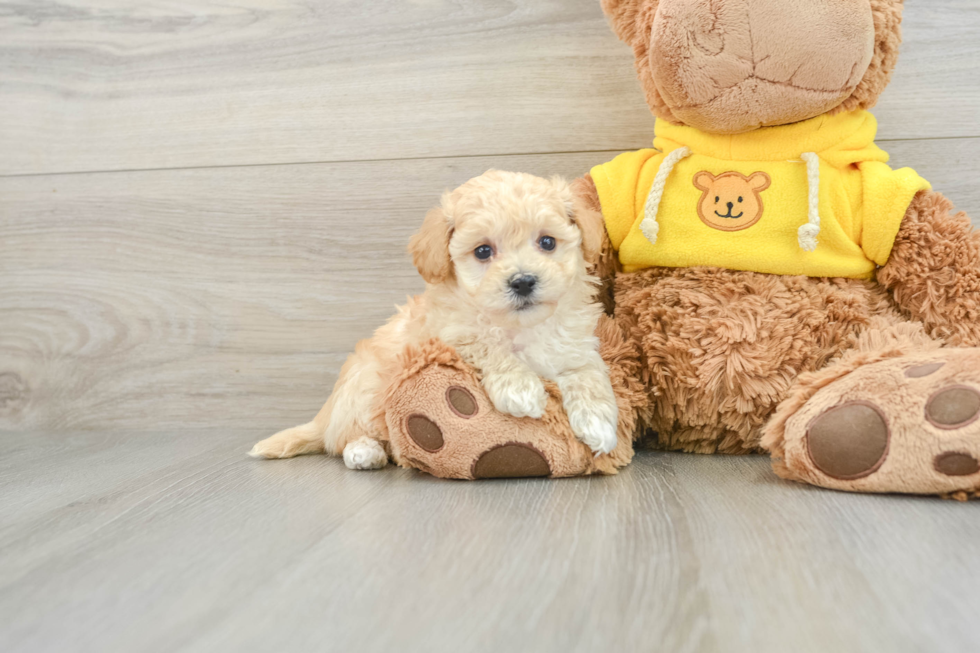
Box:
<box><xmin>3</xmin><ymin>431</ymin><xmax>980</xmax><ymax>653</ymax></box>
<box><xmin>2</xmin><ymin>1</ymin><xmax>980</xmax><ymax>651</ymax></box>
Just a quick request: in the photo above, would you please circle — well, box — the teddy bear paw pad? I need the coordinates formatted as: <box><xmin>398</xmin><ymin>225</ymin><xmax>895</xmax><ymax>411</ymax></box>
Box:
<box><xmin>472</xmin><ymin>443</ymin><xmax>551</xmax><ymax>479</ymax></box>
<box><xmin>925</xmin><ymin>385</ymin><xmax>980</xmax><ymax>429</ymax></box>
<box><xmin>405</xmin><ymin>414</ymin><xmax>445</xmax><ymax>452</ymax></box>
<box><xmin>934</xmin><ymin>451</ymin><xmax>980</xmax><ymax>477</ymax></box>
<box><xmin>446</xmin><ymin>386</ymin><xmax>478</xmax><ymax>417</ymax></box>
<box><xmin>780</xmin><ymin>348</ymin><xmax>980</xmax><ymax>496</ymax></box>
<box><xmin>806</xmin><ymin>401</ymin><xmax>889</xmax><ymax>480</ymax></box>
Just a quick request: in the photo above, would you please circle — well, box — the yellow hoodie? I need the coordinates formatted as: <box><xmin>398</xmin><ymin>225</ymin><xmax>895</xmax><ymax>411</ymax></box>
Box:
<box><xmin>590</xmin><ymin>110</ymin><xmax>930</xmax><ymax>279</ymax></box>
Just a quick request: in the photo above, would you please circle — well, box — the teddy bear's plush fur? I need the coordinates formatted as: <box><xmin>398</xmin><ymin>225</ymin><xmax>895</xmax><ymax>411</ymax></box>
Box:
<box><xmin>382</xmin><ymin>0</ymin><xmax>980</xmax><ymax>496</ymax></box>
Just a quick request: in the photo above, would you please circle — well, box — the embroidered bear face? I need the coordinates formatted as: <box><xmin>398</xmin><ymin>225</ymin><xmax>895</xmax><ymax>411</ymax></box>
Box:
<box><xmin>693</xmin><ymin>171</ymin><xmax>772</xmax><ymax>232</ymax></box>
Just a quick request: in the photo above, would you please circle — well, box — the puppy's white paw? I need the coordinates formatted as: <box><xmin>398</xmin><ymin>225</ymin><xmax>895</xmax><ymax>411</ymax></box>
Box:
<box><xmin>342</xmin><ymin>437</ymin><xmax>388</xmax><ymax>470</ymax></box>
<box><xmin>483</xmin><ymin>371</ymin><xmax>548</xmax><ymax>419</ymax></box>
<box><xmin>567</xmin><ymin>405</ymin><xmax>618</xmax><ymax>455</ymax></box>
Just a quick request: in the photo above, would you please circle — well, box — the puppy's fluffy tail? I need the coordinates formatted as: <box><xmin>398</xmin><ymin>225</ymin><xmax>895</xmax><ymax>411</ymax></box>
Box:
<box><xmin>248</xmin><ymin>420</ymin><xmax>326</xmax><ymax>459</ymax></box>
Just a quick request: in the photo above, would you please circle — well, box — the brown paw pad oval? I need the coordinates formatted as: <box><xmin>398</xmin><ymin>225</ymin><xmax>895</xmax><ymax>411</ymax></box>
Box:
<box><xmin>806</xmin><ymin>401</ymin><xmax>889</xmax><ymax>480</ymax></box>
<box><xmin>446</xmin><ymin>386</ymin><xmax>478</xmax><ymax>418</ymax></box>
<box><xmin>905</xmin><ymin>362</ymin><xmax>945</xmax><ymax>378</ymax></box>
<box><xmin>934</xmin><ymin>452</ymin><xmax>980</xmax><ymax>477</ymax></box>
<box><xmin>405</xmin><ymin>414</ymin><xmax>444</xmax><ymax>452</ymax></box>
<box><xmin>925</xmin><ymin>385</ymin><xmax>980</xmax><ymax>429</ymax></box>
<box><xmin>472</xmin><ymin>443</ymin><xmax>551</xmax><ymax>479</ymax></box>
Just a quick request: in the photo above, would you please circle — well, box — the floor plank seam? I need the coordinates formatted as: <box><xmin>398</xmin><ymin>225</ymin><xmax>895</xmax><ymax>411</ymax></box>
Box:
<box><xmin>3</xmin><ymin>136</ymin><xmax>978</xmax><ymax>180</ymax></box>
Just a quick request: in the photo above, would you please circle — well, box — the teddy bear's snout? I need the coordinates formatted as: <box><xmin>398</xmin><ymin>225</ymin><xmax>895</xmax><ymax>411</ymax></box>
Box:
<box><xmin>649</xmin><ymin>0</ymin><xmax>877</xmax><ymax>133</ymax></box>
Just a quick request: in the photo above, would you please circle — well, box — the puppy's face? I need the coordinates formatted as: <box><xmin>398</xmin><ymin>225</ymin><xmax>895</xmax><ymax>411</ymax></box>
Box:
<box><xmin>409</xmin><ymin>170</ymin><xmax>598</xmax><ymax>327</ymax></box>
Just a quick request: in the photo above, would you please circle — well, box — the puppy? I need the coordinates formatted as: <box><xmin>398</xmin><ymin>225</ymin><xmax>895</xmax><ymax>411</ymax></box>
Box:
<box><xmin>249</xmin><ymin>170</ymin><xmax>619</xmax><ymax>469</ymax></box>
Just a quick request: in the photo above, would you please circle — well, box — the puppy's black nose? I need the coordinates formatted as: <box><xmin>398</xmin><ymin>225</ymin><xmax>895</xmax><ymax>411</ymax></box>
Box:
<box><xmin>726</xmin><ymin>201</ymin><xmax>734</xmax><ymax>211</ymax></box>
<box><xmin>509</xmin><ymin>274</ymin><xmax>537</xmax><ymax>298</ymax></box>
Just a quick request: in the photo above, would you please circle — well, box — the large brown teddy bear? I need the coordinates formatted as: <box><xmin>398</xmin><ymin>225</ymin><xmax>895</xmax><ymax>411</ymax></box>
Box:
<box><xmin>380</xmin><ymin>0</ymin><xmax>980</xmax><ymax>498</ymax></box>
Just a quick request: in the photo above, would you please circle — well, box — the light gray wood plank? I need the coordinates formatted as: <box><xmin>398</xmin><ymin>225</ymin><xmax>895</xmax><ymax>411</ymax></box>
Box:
<box><xmin>877</xmin><ymin>0</ymin><xmax>980</xmax><ymax>142</ymax></box>
<box><xmin>2</xmin><ymin>141</ymin><xmax>978</xmax><ymax>435</ymax></box>
<box><xmin>0</xmin><ymin>0</ymin><xmax>977</xmax><ymax>176</ymax></box>
<box><xmin>1</xmin><ymin>430</ymin><xmax>978</xmax><ymax>653</ymax></box>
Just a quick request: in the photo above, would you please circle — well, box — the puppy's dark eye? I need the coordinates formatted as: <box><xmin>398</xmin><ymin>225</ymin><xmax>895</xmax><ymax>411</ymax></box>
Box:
<box><xmin>715</xmin><ymin>196</ymin><xmax>719</xmax><ymax>203</ymax></box>
<box><xmin>538</xmin><ymin>236</ymin><xmax>556</xmax><ymax>251</ymax></box>
<box><xmin>474</xmin><ymin>244</ymin><xmax>493</xmax><ymax>260</ymax></box>
<box><xmin>738</xmin><ymin>196</ymin><xmax>743</xmax><ymax>203</ymax></box>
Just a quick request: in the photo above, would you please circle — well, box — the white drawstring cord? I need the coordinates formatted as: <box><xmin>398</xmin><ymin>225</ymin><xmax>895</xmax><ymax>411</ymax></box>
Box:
<box><xmin>798</xmin><ymin>152</ymin><xmax>821</xmax><ymax>251</ymax></box>
<box><xmin>640</xmin><ymin>146</ymin><xmax>691</xmax><ymax>245</ymax></box>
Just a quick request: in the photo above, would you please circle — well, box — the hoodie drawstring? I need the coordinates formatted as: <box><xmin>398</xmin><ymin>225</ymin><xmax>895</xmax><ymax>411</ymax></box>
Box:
<box><xmin>798</xmin><ymin>152</ymin><xmax>821</xmax><ymax>251</ymax></box>
<box><xmin>640</xmin><ymin>146</ymin><xmax>690</xmax><ymax>246</ymax></box>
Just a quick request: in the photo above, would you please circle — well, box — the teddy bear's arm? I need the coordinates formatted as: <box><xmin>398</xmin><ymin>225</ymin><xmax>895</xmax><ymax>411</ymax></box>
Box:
<box><xmin>878</xmin><ymin>189</ymin><xmax>980</xmax><ymax>347</ymax></box>
<box><xmin>571</xmin><ymin>173</ymin><xmax>619</xmax><ymax>315</ymax></box>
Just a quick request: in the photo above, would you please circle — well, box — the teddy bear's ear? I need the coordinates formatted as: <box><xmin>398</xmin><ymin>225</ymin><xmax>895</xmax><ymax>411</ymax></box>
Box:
<box><xmin>837</xmin><ymin>0</ymin><xmax>905</xmax><ymax>113</ymax></box>
<box><xmin>601</xmin><ymin>0</ymin><xmax>652</xmax><ymax>45</ymax></box>
<box><xmin>408</xmin><ymin>199</ymin><xmax>454</xmax><ymax>285</ymax></box>
<box><xmin>693</xmin><ymin>171</ymin><xmax>715</xmax><ymax>191</ymax></box>
<box><xmin>603</xmin><ymin>0</ymin><xmax>681</xmax><ymax>124</ymax></box>
<box><xmin>748</xmin><ymin>172</ymin><xmax>772</xmax><ymax>192</ymax></box>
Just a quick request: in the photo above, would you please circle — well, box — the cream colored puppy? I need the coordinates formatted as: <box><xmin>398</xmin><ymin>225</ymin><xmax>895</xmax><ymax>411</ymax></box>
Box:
<box><xmin>249</xmin><ymin>170</ymin><xmax>618</xmax><ymax>469</ymax></box>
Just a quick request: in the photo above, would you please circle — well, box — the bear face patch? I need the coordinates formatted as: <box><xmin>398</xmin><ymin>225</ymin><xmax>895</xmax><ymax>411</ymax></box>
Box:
<box><xmin>693</xmin><ymin>171</ymin><xmax>771</xmax><ymax>232</ymax></box>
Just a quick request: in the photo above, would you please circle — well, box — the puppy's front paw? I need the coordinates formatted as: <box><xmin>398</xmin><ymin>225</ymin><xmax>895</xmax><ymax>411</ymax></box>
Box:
<box><xmin>567</xmin><ymin>404</ymin><xmax>618</xmax><ymax>455</ymax></box>
<box><xmin>483</xmin><ymin>372</ymin><xmax>548</xmax><ymax>419</ymax></box>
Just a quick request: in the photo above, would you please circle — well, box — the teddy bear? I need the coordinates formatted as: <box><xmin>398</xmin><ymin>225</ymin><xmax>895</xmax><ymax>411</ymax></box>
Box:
<box><xmin>379</xmin><ymin>0</ymin><xmax>980</xmax><ymax>498</ymax></box>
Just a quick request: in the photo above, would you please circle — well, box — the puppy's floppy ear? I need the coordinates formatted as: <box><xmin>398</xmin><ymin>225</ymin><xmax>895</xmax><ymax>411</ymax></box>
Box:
<box><xmin>566</xmin><ymin>175</ymin><xmax>608</xmax><ymax>267</ymax></box>
<box><xmin>408</xmin><ymin>198</ymin><xmax>454</xmax><ymax>284</ymax></box>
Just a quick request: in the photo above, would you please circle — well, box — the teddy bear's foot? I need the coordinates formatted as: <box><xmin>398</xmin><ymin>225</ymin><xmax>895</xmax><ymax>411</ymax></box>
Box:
<box><xmin>768</xmin><ymin>348</ymin><xmax>980</xmax><ymax>497</ymax></box>
<box><xmin>384</xmin><ymin>359</ymin><xmax>593</xmax><ymax>480</ymax></box>
<box><xmin>380</xmin><ymin>335</ymin><xmax>638</xmax><ymax>480</ymax></box>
